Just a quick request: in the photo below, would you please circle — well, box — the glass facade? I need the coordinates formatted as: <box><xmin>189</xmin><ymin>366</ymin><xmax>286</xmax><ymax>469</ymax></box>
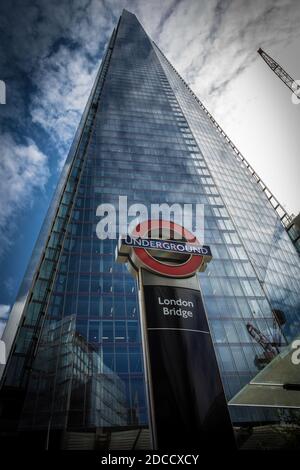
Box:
<box><xmin>153</xmin><ymin>43</ymin><xmax>300</xmax><ymax>426</ymax></box>
<box><xmin>0</xmin><ymin>10</ymin><xmax>299</xmax><ymax>450</ymax></box>
<box><xmin>286</xmin><ymin>213</ymin><xmax>300</xmax><ymax>255</ymax></box>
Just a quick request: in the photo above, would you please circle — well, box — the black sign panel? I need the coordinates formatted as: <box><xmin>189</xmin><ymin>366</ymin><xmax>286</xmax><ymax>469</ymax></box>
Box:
<box><xmin>144</xmin><ymin>285</ymin><xmax>209</xmax><ymax>332</ymax></box>
<box><xmin>143</xmin><ymin>284</ymin><xmax>235</xmax><ymax>450</ymax></box>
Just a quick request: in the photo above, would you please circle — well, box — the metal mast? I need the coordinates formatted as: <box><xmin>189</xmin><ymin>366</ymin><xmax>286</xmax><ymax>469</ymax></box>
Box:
<box><xmin>258</xmin><ymin>47</ymin><xmax>300</xmax><ymax>98</ymax></box>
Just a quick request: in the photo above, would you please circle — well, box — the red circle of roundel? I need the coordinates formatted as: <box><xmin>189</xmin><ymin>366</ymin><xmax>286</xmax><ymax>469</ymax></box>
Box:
<box><xmin>132</xmin><ymin>220</ymin><xmax>204</xmax><ymax>278</ymax></box>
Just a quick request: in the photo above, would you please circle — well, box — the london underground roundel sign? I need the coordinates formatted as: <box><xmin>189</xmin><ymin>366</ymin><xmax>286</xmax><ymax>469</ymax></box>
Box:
<box><xmin>117</xmin><ymin>220</ymin><xmax>212</xmax><ymax>278</ymax></box>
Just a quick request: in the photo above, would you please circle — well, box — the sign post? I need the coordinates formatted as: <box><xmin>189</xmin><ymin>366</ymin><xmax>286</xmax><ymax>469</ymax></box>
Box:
<box><xmin>116</xmin><ymin>220</ymin><xmax>235</xmax><ymax>450</ymax></box>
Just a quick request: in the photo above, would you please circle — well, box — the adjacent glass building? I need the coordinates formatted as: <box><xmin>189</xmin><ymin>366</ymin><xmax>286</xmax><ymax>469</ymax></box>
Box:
<box><xmin>0</xmin><ymin>10</ymin><xmax>300</xmax><ymax>450</ymax></box>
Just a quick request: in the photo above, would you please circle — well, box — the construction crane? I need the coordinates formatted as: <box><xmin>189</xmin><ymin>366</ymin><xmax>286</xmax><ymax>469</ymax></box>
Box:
<box><xmin>258</xmin><ymin>47</ymin><xmax>300</xmax><ymax>99</ymax></box>
<box><xmin>246</xmin><ymin>310</ymin><xmax>286</xmax><ymax>369</ymax></box>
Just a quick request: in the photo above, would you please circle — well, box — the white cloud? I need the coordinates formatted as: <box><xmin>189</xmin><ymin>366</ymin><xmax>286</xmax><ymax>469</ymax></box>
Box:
<box><xmin>2</xmin><ymin>0</ymin><xmax>300</xmax><ymax>214</ymax></box>
<box><xmin>149</xmin><ymin>0</ymin><xmax>300</xmax><ymax>214</ymax></box>
<box><xmin>25</xmin><ymin>0</ymin><xmax>178</xmax><ymax>169</ymax></box>
<box><xmin>153</xmin><ymin>0</ymin><xmax>300</xmax><ymax>102</ymax></box>
<box><xmin>28</xmin><ymin>1</ymin><xmax>176</xmax><ymax>169</ymax></box>
<box><xmin>0</xmin><ymin>305</ymin><xmax>10</xmax><ymax>340</ymax></box>
<box><xmin>0</xmin><ymin>304</ymin><xmax>10</xmax><ymax>320</ymax></box>
<box><xmin>30</xmin><ymin>46</ymin><xmax>98</xmax><ymax>168</ymax></box>
<box><xmin>0</xmin><ymin>134</ymin><xmax>50</xmax><ymax>256</ymax></box>
<box><xmin>0</xmin><ymin>322</ymin><xmax>6</xmax><ymax>340</ymax></box>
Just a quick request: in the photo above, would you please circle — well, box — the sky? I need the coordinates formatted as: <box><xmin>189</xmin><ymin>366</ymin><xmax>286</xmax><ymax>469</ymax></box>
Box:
<box><xmin>0</xmin><ymin>0</ymin><xmax>300</xmax><ymax>335</ymax></box>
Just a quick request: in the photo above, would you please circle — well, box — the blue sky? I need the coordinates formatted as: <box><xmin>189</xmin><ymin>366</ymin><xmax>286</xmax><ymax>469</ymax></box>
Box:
<box><xmin>0</xmin><ymin>0</ymin><xmax>300</xmax><ymax>334</ymax></box>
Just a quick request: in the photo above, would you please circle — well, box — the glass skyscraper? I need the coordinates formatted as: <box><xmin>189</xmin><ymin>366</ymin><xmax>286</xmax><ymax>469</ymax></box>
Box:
<box><xmin>1</xmin><ymin>10</ymin><xmax>300</xmax><ymax>450</ymax></box>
